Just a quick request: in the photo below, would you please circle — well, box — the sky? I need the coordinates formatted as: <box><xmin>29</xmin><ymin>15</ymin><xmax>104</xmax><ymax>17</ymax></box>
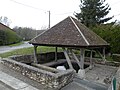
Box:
<box><xmin>0</xmin><ymin>0</ymin><xmax>120</xmax><ymax>30</ymax></box>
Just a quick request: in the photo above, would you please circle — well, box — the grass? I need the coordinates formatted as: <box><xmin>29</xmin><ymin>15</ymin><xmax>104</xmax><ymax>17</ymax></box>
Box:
<box><xmin>0</xmin><ymin>46</ymin><xmax>62</xmax><ymax>58</ymax></box>
<box><xmin>0</xmin><ymin>46</ymin><xmax>113</xmax><ymax>61</ymax></box>
<box><xmin>8</xmin><ymin>41</ymin><xmax>24</xmax><ymax>46</ymax></box>
<box><xmin>106</xmin><ymin>56</ymin><xmax>113</xmax><ymax>61</ymax></box>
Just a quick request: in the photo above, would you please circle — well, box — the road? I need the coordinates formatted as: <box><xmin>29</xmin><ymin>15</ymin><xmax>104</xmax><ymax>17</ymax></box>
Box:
<box><xmin>0</xmin><ymin>42</ymin><xmax>33</xmax><ymax>54</ymax></box>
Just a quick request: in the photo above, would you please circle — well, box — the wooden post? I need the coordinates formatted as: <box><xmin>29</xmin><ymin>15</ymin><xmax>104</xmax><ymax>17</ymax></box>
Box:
<box><xmin>90</xmin><ymin>50</ymin><xmax>93</xmax><ymax>69</ymax></box>
<box><xmin>55</xmin><ymin>47</ymin><xmax>57</xmax><ymax>61</ymax></box>
<box><xmin>62</xmin><ymin>48</ymin><xmax>74</xmax><ymax>69</ymax></box>
<box><xmin>103</xmin><ymin>47</ymin><xmax>106</xmax><ymax>61</ymax></box>
<box><xmin>70</xmin><ymin>49</ymin><xmax>81</xmax><ymax>69</ymax></box>
<box><xmin>96</xmin><ymin>48</ymin><xmax>106</xmax><ymax>62</ymax></box>
<box><xmin>80</xmin><ymin>48</ymin><xmax>85</xmax><ymax>69</ymax></box>
<box><xmin>33</xmin><ymin>45</ymin><xmax>38</xmax><ymax>63</ymax></box>
<box><xmin>78</xmin><ymin>48</ymin><xmax>85</xmax><ymax>79</ymax></box>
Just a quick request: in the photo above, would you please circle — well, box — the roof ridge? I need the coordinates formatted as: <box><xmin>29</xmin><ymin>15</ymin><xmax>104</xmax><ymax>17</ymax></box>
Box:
<box><xmin>29</xmin><ymin>30</ymin><xmax>47</xmax><ymax>43</ymax></box>
<box><xmin>0</xmin><ymin>23</ymin><xmax>14</xmax><ymax>31</ymax></box>
<box><xmin>69</xmin><ymin>17</ymin><xmax>90</xmax><ymax>45</ymax></box>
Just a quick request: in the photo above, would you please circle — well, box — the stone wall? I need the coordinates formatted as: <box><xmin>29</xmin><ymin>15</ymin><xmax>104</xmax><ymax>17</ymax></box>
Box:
<box><xmin>1</xmin><ymin>58</ymin><xmax>75</xmax><ymax>89</ymax></box>
<box><xmin>85</xmin><ymin>57</ymin><xmax>120</xmax><ymax>67</ymax></box>
<box><xmin>9</xmin><ymin>52</ymin><xmax>65</xmax><ymax>64</ymax></box>
<box><xmin>112</xmin><ymin>54</ymin><xmax>120</xmax><ymax>62</ymax></box>
<box><xmin>10</xmin><ymin>52</ymin><xmax>120</xmax><ymax>67</ymax></box>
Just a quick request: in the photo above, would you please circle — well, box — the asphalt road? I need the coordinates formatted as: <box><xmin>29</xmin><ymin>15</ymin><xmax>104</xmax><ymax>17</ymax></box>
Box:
<box><xmin>0</xmin><ymin>42</ymin><xmax>33</xmax><ymax>54</ymax></box>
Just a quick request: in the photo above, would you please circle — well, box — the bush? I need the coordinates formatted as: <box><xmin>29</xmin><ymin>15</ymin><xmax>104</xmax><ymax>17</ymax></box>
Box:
<box><xmin>0</xmin><ymin>29</ymin><xmax>22</xmax><ymax>45</ymax></box>
<box><xmin>112</xmin><ymin>54</ymin><xmax>120</xmax><ymax>62</ymax></box>
<box><xmin>0</xmin><ymin>30</ymin><xmax>6</xmax><ymax>45</ymax></box>
<box><xmin>91</xmin><ymin>24</ymin><xmax>120</xmax><ymax>54</ymax></box>
<box><xmin>13</xmin><ymin>27</ymin><xmax>45</xmax><ymax>41</ymax></box>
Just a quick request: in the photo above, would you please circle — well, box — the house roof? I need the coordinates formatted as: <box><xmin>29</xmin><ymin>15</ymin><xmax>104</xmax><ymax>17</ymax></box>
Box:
<box><xmin>0</xmin><ymin>23</ymin><xmax>14</xmax><ymax>31</ymax></box>
<box><xmin>30</xmin><ymin>16</ymin><xmax>109</xmax><ymax>48</ymax></box>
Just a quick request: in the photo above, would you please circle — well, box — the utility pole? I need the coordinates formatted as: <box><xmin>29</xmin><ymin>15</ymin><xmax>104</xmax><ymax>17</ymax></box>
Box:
<box><xmin>48</xmin><ymin>11</ymin><xmax>50</xmax><ymax>29</ymax></box>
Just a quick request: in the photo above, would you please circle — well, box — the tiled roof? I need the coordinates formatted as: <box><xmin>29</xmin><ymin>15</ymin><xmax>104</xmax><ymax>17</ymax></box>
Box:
<box><xmin>30</xmin><ymin>16</ymin><xmax>109</xmax><ymax>48</ymax></box>
<box><xmin>0</xmin><ymin>23</ymin><xmax>13</xmax><ymax>31</ymax></box>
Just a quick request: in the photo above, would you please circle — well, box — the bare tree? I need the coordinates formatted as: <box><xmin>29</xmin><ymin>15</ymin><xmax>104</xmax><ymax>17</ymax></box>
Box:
<box><xmin>0</xmin><ymin>16</ymin><xmax>12</xmax><ymax>26</ymax></box>
<box><xmin>13</xmin><ymin>26</ymin><xmax>46</xmax><ymax>41</ymax></box>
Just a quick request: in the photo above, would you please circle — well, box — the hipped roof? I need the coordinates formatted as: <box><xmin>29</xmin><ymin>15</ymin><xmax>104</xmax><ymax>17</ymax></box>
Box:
<box><xmin>30</xmin><ymin>16</ymin><xmax>109</xmax><ymax>48</ymax></box>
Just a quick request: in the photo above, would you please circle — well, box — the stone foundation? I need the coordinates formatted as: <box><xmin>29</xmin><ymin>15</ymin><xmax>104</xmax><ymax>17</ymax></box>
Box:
<box><xmin>9</xmin><ymin>52</ymin><xmax>120</xmax><ymax>67</ymax></box>
<box><xmin>1</xmin><ymin>58</ymin><xmax>75</xmax><ymax>89</ymax></box>
<box><xmin>85</xmin><ymin>57</ymin><xmax>120</xmax><ymax>67</ymax></box>
<box><xmin>9</xmin><ymin>52</ymin><xmax>65</xmax><ymax>64</ymax></box>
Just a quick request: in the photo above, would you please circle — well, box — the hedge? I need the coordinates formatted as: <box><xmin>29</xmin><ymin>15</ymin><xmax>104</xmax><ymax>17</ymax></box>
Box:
<box><xmin>0</xmin><ymin>29</ymin><xmax>22</xmax><ymax>45</ymax></box>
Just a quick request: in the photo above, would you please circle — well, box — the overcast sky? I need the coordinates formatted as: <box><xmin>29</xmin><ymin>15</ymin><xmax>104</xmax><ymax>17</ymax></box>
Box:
<box><xmin>0</xmin><ymin>0</ymin><xmax>120</xmax><ymax>29</ymax></box>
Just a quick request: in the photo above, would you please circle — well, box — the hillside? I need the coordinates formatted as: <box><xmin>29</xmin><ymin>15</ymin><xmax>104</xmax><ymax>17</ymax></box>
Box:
<box><xmin>0</xmin><ymin>23</ymin><xmax>22</xmax><ymax>45</ymax></box>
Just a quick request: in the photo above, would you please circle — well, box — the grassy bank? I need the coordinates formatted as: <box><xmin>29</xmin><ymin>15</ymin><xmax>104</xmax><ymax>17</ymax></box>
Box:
<box><xmin>0</xmin><ymin>46</ymin><xmax>62</xmax><ymax>58</ymax></box>
<box><xmin>8</xmin><ymin>41</ymin><xmax>24</xmax><ymax>46</ymax></box>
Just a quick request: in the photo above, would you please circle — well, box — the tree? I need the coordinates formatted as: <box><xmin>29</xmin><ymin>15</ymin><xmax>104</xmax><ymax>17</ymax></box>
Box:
<box><xmin>0</xmin><ymin>16</ymin><xmax>11</xmax><ymax>26</ymax></box>
<box><xmin>0</xmin><ymin>30</ymin><xmax>7</xmax><ymax>45</ymax></box>
<box><xmin>13</xmin><ymin>27</ymin><xmax>37</xmax><ymax>40</ymax></box>
<box><xmin>13</xmin><ymin>26</ymin><xmax>46</xmax><ymax>41</ymax></box>
<box><xmin>75</xmin><ymin>0</ymin><xmax>113</xmax><ymax>27</ymax></box>
<box><xmin>92</xmin><ymin>24</ymin><xmax>120</xmax><ymax>54</ymax></box>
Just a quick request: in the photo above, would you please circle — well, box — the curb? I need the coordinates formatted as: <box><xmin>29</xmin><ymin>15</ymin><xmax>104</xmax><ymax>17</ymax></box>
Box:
<box><xmin>0</xmin><ymin>71</ymin><xmax>39</xmax><ymax>90</ymax></box>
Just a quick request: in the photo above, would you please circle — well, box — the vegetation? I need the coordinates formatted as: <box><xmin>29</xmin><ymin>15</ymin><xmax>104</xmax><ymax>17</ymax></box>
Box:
<box><xmin>91</xmin><ymin>24</ymin><xmax>120</xmax><ymax>54</ymax></box>
<box><xmin>0</xmin><ymin>16</ymin><xmax>22</xmax><ymax>45</ymax></box>
<box><xmin>0</xmin><ymin>16</ymin><xmax>11</xmax><ymax>26</ymax></box>
<box><xmin>0</xmin><ymin>47</ymin><xmax>34</xmax><ymax>58</ymax></box>
<box><xmin>8</xmin><ymin>41</ymin><xmax>24</xmax><ymax>47</ymax></box>
<box><xmin>0</xmin><ymin>27</ymin><xmax>22</xmax><ymax>45</ymax></box>
<box><xmin>74</xmin><ymin>0</ymin><xmax>120</xmax><ymax>55</ymax></box>
<box><xmin>0</xmin><ymin>45</ymin><xmax>114</xmax><ymax>61</ymax></box>
<box><xmin>75</xmin><ymin>0</ymin><xmax>113</xmax><ymax>27</ymax></box>
<box><xmin>13</xmin><ymin>27</ymin><xmax>45</xmax><ymax>41</ymax></box>
<box><xmin>0</xmin><ymin>46</ymin><xmax>62</xmax><ymax>58</ymax></box>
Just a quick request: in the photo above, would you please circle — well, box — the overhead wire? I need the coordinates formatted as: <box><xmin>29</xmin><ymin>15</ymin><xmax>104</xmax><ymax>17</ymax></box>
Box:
<box><xmin>9</xmin><ymin>0</ymin><xmax>47</xmax><ymax>12</ymax></box>
<box><xmin>9</xmin><ymin>0</ymin><xmax>120</xmax><ymax>19</ymax></box>
<box><xmin>9</xmin><ymin>0</ymin><xmax>77</xmax><ymax>16</ymax></box>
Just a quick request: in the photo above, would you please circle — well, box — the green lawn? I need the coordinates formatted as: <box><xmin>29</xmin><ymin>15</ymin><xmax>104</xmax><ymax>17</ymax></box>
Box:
<box><xmin>0</xmin><ymin>46</ymin><xmax>62</xmax><ymax>58</ymax></box>
<box><xmin>0</xmin><ymin>46</ymin><xmax>113</xmax><ymax>61</ymax></box>
<box><xmin>8</xmin><ymin>41</ymin><xmax>24</xmax><ymax>46</ymax></box>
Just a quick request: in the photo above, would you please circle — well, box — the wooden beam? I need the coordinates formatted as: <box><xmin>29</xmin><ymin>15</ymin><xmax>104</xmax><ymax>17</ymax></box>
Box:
<box><xmin>55</xmin><ymin>47</ymin><xmax>57</xmax><ymax>61</ymax></box>
<box><xmin>70</xmin><ymin>49</ymin><xmax>81</xmax><ymax>69</ymax></box>
<box><xmin>96</xmin><ymin>49</ymin><xmax>106</xmax><ymax>62</ymax></box>
<box><xmin>80</xmin><ymin>48</ymin><xmax>85</xmax><ymax>69</ymax></box>
<box><xmin>62</xmin><ymin>48</ymin><xmax>74</xmax><ymax>69</ymax></box>
<box><xmin>103</xmin><ymin>47</ymin><xmax>106</xmax><ymax>61</ymax></box>
<box><xmin>31</xmin><ymin>63</ymin><xmax>58</xmax><ymax>73</ymax></box>
<box><xmin>33</xmin><ymin>45</ymin><xmax>38</xmax><ymax>63</ymax></box>
<box><xmin>90</xmin><ymin>50</ymin><xmax>93</xmax><ymax>69</ymax></box>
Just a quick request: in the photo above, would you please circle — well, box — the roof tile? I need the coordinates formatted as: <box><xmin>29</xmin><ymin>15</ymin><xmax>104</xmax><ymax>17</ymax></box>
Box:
<box><xmin>30</xmin><ymin>16</ymin><xmax>109</xmax><ymax>48</ymax></box>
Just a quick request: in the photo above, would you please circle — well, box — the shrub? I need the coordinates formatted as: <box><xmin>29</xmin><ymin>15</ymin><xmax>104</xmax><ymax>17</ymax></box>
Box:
<box><xmin>91</xmin><ymin>24</ymin><xmax>120</xmax><ymax>54</ymax></box>
<box><xmin>0</xmin><ymin>29</ymin><xmax>22</xmax><ymax>45</ymax></box>
<box><xmin>112</xmin><ymin>54</ymin><xmax>120</xmax><ymax>62</ymax></box>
